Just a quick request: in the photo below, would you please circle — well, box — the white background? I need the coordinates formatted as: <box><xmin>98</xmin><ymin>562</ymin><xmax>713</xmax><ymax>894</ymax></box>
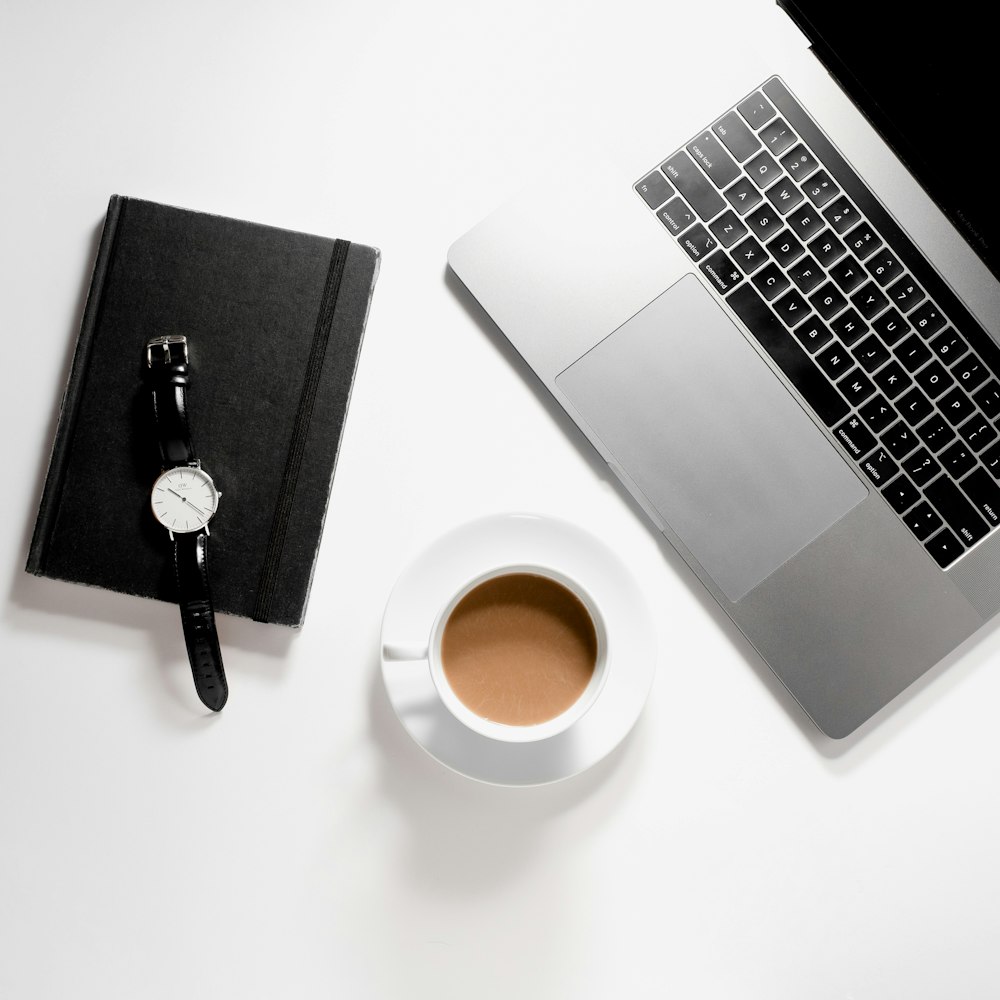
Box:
<box><xmin>3</xmin><ymin>1</ymin><xmax>1000</xmax><ymax>997</ymax></box>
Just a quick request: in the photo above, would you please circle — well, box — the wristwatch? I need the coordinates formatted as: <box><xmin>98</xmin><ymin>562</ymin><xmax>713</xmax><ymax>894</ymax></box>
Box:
<box><xmin>145</xmin><ymin>335</ymin><xmax>228</xmax><ymax>712</ymax></box>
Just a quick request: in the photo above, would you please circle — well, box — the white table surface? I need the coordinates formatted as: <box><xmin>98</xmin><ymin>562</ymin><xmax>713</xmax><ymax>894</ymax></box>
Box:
<box><xmin>3</xmin><ymin>2</ymin><xmax>999</xmax><ymax>997</ymax></box>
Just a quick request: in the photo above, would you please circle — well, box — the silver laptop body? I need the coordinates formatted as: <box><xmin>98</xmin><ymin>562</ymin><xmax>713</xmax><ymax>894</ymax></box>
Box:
<box><xmin>447</xmin><ymin>3</ymin><xmax>1000</xmax><ymax>737</ymax></box>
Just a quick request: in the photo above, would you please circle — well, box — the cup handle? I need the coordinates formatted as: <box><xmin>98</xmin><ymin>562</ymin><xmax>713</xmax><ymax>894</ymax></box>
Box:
<box><xmin>382</xmin><ymin>642</ymin><xmax>429</xmax><ymax>662</ymax></box>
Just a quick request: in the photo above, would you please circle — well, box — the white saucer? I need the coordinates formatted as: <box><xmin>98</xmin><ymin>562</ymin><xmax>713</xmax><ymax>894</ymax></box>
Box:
<box><xmin>380</xmin><ymin>513</ymin><xmax>657</xmax><ymax>786</ymax></box>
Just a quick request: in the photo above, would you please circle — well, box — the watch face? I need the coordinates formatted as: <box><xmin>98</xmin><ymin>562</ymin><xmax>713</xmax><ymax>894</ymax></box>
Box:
<box><xmin>150</xmin><ymin>467</ymin><xmax>219</xmax><ymax>533</ymax></box>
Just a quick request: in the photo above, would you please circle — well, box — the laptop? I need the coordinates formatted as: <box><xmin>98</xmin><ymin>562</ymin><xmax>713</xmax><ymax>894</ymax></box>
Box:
<box><xmin>447</xmin><ymin>0</ymin><xmax>1000</xmax><ymax>738</ymax></box>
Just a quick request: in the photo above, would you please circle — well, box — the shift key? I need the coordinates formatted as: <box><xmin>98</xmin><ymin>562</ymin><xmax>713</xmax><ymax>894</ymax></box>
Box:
<box><xmin>924</xmin><ymin>475</ymin><xmax>989</xmax><ymax>546</ymax></box>
<box><xmin>661</xmin><ymin>151</ymin><xmax>726</xmax><ymax>221</ymax></box>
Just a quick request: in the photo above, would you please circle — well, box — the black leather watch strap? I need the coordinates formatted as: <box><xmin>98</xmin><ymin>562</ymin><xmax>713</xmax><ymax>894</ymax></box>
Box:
<box><xmin>174</xmin><ymin>531</ymin><xmax>228</xmax><ymax>712</ymax></box>
<box><xmin>147</xmin><ymin>346</ymin><xmax>196</xmax><ymax>468</ymax></box>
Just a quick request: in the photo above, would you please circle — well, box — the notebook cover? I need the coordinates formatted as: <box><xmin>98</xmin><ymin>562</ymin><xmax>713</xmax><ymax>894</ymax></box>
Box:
<box><xmin>26</xmin><ymin>195</ymin><xmax>380</xmax><ymax>626</ymax></box>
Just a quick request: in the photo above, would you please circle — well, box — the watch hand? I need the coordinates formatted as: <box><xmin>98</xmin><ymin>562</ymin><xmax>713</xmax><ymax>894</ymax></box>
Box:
<box><xmin>166</xmin><ymin>488</ymin><xmax>210</xmax><ymax>517</ymax></box>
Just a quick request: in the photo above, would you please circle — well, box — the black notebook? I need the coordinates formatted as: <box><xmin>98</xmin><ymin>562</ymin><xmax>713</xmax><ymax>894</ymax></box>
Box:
<box><xmin>26</xmin><ymin>195</ymin><xmax>380</xmax><ymax>626</ymax></box>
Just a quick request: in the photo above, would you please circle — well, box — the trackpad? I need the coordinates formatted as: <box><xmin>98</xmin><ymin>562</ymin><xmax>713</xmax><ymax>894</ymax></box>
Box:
<box><xmin>556</xmin><ymin>274</ymin><xmax>867</xmax><ymax>602</ymax></box>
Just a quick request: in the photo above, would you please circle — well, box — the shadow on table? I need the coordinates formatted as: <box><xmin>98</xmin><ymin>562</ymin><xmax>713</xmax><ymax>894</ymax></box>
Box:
<box><xmin>368</xmin><ymin>653</ymin><xmax>647</xmax><ymax>896</ymax></box>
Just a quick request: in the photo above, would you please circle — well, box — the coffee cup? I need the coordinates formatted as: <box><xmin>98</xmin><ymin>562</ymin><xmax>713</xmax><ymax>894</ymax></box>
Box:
<box><xmin>380</xmin><ymin>513</ymin><xmax>656</xmax><ymax>785</ymax></box>
<box><xmin>383</xmin><ymin>562</ymin><xmax>610</xmax><ymax>743</ymax></box>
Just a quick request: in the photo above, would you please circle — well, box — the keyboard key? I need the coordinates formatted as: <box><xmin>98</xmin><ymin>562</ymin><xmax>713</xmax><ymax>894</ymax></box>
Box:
<box><xmin>788</xmin><ymin>254</ymin><xmax>825</xmax><ymax>293</ymax></box>
<box><xmin>871</xmin><ymin>307</ymin><xmax>911</xmax><ymax>346</ymax></box>
<box><xmin>822</xmin><ymin>196</ymin><xmax>861</xmax><ymax>235</ymax></box>
<box><xmin>860</xmin><ymin>446</ymin><xmax>898</xmax><ymax>486</ymax></box>
<box><xmin>903</xmin><ymin>447</ymin><xmax>941</xmax><ymax>486</ymax></box>
<box><xmin>960</xmin><ymin>468</ymin><xmax>1000</xmax><ymax>526</ymax></box>
<box><xmin>759</xmin><ymin>118</ymin><xmax>797</xmax><ymax>156</ymax></box>
<box><xmin>678</xmin><ymin>223</ymin><xmax>718</xmax><ymax>262</ymax></box>
<box><xmin>745</xmin><ymin>150</ymin><xmax>782</xmax><ymax>189</ymax></box>
<box><xmin>752</xmin><ymin>263</ymin><xmax>790</xmax><ymax>301</ymax></box>
<box><xmin>780</xmin><ymin>144</ymin><xmax>819</xmax><ymax>181</ymax></box>
<box><xmin>713</xmin><ymin>110</ymin><xmax>761</xmax><ymax>162</ymax></box>
<box><xmin>917</xmin><ymin>413</ymin><xmax>956</xmax><ymax>452</ymax></box>
<box><xmin>809</xmin><ymin>282</ymin><xmax>848</xmax><ymax>321</ymax></box>
<box><xmin>787</xmin><ymin>203</ymin><xmax>825</xmax><ymax>241</ymax></box>
<box><xmin>746</xmin><ymin>203</ymin><xmax>785</xmax><ymax>241</ymax></box>
<box><xmin>829</xmin><ymin>256</ymin><xmax>867</xmax><ymax>294</ymax></box>
<box><xmin>636</xmin><ymin>170</ymin><xmax>675</xmax><ymax>209</ymax></box>
<box><xmin>844</xmin><ymin>221</ymin><xmax>883</xmax><ymax>259</ymax></box>
<box><xmin>802</xmin><ymin>169</ymin><xmax>839</xmax><ymax>208</ymax></box>
<box><xmin>925</xmin><ymin>476</ymin><xmax>989</xmax><ymax>546</ymax></box>
<box><xmin>686</xmin><ymin>131</ymin><xmax>741</xmax><ymax>188</ymax></box>
<box><xmin>737</xmin><ymin>92</ymin><xmax>776</xmax><ymax>130</ymax></box>
<box><xmin>834</xmin><ymin>415</ymin><xmax>878</xmax><ymax>459</ymax></box>
<box><xmin>731</xmin><ymin>235</ymin><xmax>769</xmax><ymax>274</ymax></box>
<box><xmin>872</xmin><ymin>359</ymin><xmax>912</xmax><ymax>399</ymax></box>
<box><xmin>914</xmin><ymin>359</ymin><xmax>954</xmax><ymax>399</ymax></box>
<box><xmin>929</xmin><ymin>328</ymin><xmax>968</xmax><ymax>365</ymax></box>
<box><xmin>939</xmin><ymin>386</ymin><xmax>976</xmax><ymax>425</ymax></box>
<box><xmin>897</xmin><ymin>334</ymin><xmax>932</xmax><ymax>373</ymax></box>
<box><xmin>830</xmin><ymin>308</ymin><xmax>868</xmax><ymax>347</ymax></box>
<box><xmin>657</xmin><ymin>196</ymin><xmax>697</xmax><ymax>235</ymax></box>
<box><xmin>767</xmin><ymin>229</ymin><xmax>805</xmax><ymax>267</ymax></box>
<box><xmin>952</xmin><ymin>354</ymin><xmax>988</xmax><ymax>391</ymax></box>
<box><xmin>710</xmin><ymin>210</ymin><xmax>749</xmax><ymax>248</ymax></box>
<box><xmin>765</xmin><ymin>177</ymin><xmax>804</xmax><ymax>215</ymax></box>
<box><xmin>896</xmin><ymin>387</ymin><xmax>933</xmax><ymax>425</ymax></box>
<box><xmin>816</xmin><ymin>341</ymin><xmax>853</xmax><ymax>379</ymax></box>
<box><xmin>940</xmin><ymin>440</ymin><xmax>976</xmax><ymax>478</ymax></box>
<box><xmin>910</xmin><ymin>300</ymin><xmax>947</xmax><ymax>339</ymax></box>
<box><xmin>851</xmin><ymin>334</ymin><xmax>890</xmax><ymax>373</ymax></box>
<box><xmin>699</xmin><ymin>251</ymin><xmax>744</xmax><ymax>294</ymax></box>
<box><xmin>903</xmin><ymin>501</ymin><xmax>943</xmax><ymax>541</ymax></box>
<box><xmin>838</xmin><ymin>368</ymin><xmax>876</xmax><ymax>406</ymax></box>
<box><xmin>924</xmin><ymin>527</ymin><xmax>964</xmax><ymax>568</ymax></box>
<box><xmin>726</xmin><ymin>283</ymin><xmax>848</xmax><ymax>425</ymax></box>
<box><xmin>850</xmin><ymin>281</ymin><xmax>889</xmax><ymax>321</ymax></box>
<box><xmin>791</xmin><ymin>316</ymin><xmax>832</xmax><ymax>353</ymax></box>
<box><xmin>959</xmin><ymin>413</ymin><xmax>998</xmax><ymax>452</ymax></box>
<box><xmin>881</xmin><ymin>421</ymin><xmax>919</xmax><ymax>459</ymax></box>
<box><xmin>886</xmin><ymin>275</ymin><xmax>926</xmax><ymax>313</ymax></box>
<box><xmin>973</xmin><ymin>380</ymin><xmax>1000</xmax><ymax>420</ymax></box>
<box><xmin>772</xmin><ymin>288</ymin><xmax>810</xmax><ymax>327</ymax></box>
<box><xmin>808</xmin><ymin>229</ymin><xmax>847</xmax><ymax>268</ymax></box>
<box><xmin>859</xmin><ymin>394</ymin><xmax>897</xmax><ymax>434</ymax></box>
<box><xmin>982</xmin><ymin>440</ymin><xmax>1000</xmax><ymax>478</ymax></box>
<box><xmin>864</xmin><ymin>249</ymin><xmax>902</xmax><ymax>288</ymax></box>
<box><xmin>724</xmin><ymin>176</ymin><xmax>763</xmax><ymax>215</ymax></box>
<box><xmin>662</xmin><ymin>152</ymin><xmax>726</xmax><ymax>221</ymax></box>
<box><xmin>882</xmin><ymin>474</ymin><xmax>921</xmax><ymax>514</ymax></box>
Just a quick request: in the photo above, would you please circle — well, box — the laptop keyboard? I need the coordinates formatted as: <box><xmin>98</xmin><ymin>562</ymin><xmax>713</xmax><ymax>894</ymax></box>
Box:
<box><xmin>635</xmin><ymin>76</ymin><xmax>1000</xmax><ymax>569</ymax></box>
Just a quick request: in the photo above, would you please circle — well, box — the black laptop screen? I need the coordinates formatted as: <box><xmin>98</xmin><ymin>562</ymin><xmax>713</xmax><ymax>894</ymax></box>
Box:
<box><xmin>779</xmin><ymin>0</ymin><xmax>999</xmax><ymax>280</ymax></box>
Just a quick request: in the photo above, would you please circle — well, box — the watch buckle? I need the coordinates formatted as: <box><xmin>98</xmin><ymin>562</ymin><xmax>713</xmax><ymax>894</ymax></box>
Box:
<box><xmin>146</xmin><ymin>335</ymin><xmax>188</xmax><ymax>367</ymax></box>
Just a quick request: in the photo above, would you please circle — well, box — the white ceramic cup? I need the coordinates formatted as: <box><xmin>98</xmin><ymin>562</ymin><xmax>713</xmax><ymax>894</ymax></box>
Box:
<box><xmin>383</xmin><ymin>561</ymin><xmax>610</xmax><ymax>743</ymax></box>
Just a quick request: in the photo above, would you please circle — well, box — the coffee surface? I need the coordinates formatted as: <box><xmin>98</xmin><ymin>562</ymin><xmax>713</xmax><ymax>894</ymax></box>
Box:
<box><xmin>440</xmin><ymin>573</ymin><xmax>598</xmax><ymax>726</ymax></box>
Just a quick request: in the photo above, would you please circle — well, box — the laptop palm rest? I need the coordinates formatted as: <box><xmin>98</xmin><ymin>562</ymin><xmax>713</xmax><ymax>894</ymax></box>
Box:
<box><xmin>556</xmin><ymin>274</ymin><xmax>868</xmax><ymax>602</ymax></box>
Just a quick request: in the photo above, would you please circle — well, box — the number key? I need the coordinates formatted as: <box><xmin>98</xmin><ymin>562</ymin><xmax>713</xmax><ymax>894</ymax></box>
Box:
<box><xmin>887</xmin><ymin>274</ymin><xmax>925</xmax><ymax>313</ymax></box>
<box><xmin>865</xmin><ymin>248</ymin><xmax>902</xmax><ymax>286</ymax></box>
<box><xmin>929</xmin><ymin>328</ymin><xmax>968</xmax><ymax>365</ymax></box>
